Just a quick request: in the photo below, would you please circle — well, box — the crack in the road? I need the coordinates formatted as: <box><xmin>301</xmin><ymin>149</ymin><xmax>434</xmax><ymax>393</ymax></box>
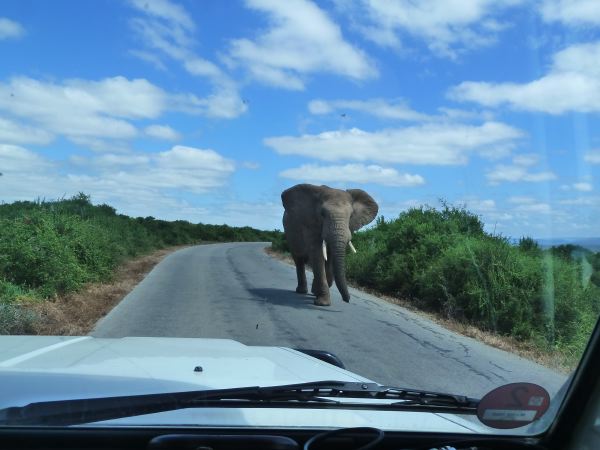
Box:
<box><xmin>489</xmin><ymin>360</ymin><xmax>512</xmax><ymax>373</ymax></box>
<box><xmin>458</xmin><ymin>342</ymin><xmax>471</xmax><ymax>357</ymax></box>
<box><xmin>376</xmin><ymin>318</ymin><xmax>498</xmax><ymax>383</ymax></box>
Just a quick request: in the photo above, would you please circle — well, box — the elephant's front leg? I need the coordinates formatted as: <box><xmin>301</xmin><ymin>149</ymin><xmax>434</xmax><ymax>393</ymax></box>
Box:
<box><xmin>293</xmin><ymin>255</ymin><xmax>308</xmax><ymax>294</ymax></box>
<box><xmin>310</xmin><ymin>245</ymin><xmax>331</xmax><ymax>306</ymax></box>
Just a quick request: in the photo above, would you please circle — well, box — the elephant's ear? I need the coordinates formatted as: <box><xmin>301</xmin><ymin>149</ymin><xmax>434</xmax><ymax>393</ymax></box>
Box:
<box><xmin>347</xmin><ymin>189</ymin><xmax>378</xmax><ymax>232</ymax></box>
<box><xmin>281</xmin><ymin>184</ymin><xmax>322</xmax><ymax>211</ymax></box>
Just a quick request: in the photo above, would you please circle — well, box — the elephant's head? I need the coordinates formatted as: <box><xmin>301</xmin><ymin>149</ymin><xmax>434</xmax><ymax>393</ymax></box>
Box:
<box><xmin>282</xmin><ymin>184</ymin><xmax>378</xmax><ymax>302</ymax></box>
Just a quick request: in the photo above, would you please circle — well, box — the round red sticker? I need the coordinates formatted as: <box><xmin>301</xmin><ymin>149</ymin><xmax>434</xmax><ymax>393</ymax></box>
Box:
<box><xmin>476</xmin><ymin>382</ymin><xmax>551</xmax><ymax>429</ymax></box>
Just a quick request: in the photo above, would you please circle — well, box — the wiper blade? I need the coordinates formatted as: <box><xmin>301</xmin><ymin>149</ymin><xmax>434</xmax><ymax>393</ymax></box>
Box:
<box><xmin>0</xmin><ymin>380</ymin><xmax>479</xmax><ymax>426</ymax></box>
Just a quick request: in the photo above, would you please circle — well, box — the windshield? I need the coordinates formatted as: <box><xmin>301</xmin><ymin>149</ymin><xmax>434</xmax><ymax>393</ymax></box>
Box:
<box><xmin>0</xmin><ymin>0</ymin><xmax>598</xmax><ymax>436</ymax></box>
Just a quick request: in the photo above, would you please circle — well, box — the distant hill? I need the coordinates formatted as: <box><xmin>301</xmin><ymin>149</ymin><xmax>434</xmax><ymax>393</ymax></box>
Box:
<box><xmin>535</xmin><ymin>237</ymin><xmax>600</xmax><ymax>252</ymax></box>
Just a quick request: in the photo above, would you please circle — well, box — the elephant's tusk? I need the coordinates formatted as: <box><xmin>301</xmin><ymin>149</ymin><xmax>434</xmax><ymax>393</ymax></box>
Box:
<box><xmin>322</xmin><ymin>241</ymin><xmax>328</xmax><ymax>261</ymax></box>
<box><xmin>348</xmin><ymin>241</ymin><xmax>357</xmax><ymax>253</ymax></box>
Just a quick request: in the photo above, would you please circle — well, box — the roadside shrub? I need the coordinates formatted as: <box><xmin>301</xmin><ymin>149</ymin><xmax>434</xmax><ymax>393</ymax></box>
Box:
<box><xmin>0</xmin><ymin>279</ymin><xmax>36</xmax><ymax>303</ymax></box>
<box><xmin>420</xmin><ymin>236</ymin><xmax>542</xmax><ymax>338</ymax></box>
<box><xmin>347</xmin><ymin>204</ymin><xmax>485</xmax><ymax>300</ymax></box>
<box><xmin>0</xmin><ymin>303</ymin><xmax>38</xmax><ymax>334</ymax></box>
<box><xmin>0</xmin><ymin>194</ymin><xmax>283</xmax><ymax>306</ymax></box>
<box><xmin>271</xmin><ymin>233</ymin><xmax>290</xmax><ymax>253</ymax></box>
<box><xmin>346</xmin><ymin>229</ymin><xmax>386</xmax><ymax>288</ymax></box>
<box><xmin>546</xmin><ymin>255</ymin><xmax>600</xmax><ymax>358</ymax></box>
<box><xmin>518</xmin><ymin>236</ymin><xmax>542</xmax><ymax>255</ymax></box>
<box><xmin>0</xmin><ymin>214</ymin><xmax>88</xmax><ymax>296</ymax></box>
<box><xmin>343</xmin><ymin>202</ymin><xmax>600</xmax><ymax>363</ymax></box>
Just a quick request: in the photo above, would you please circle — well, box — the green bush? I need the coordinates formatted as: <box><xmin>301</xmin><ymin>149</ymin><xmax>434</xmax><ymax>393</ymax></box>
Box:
<box><xmin>0</xmin><ymin>194</ymin><xmax>283</xmax><ymax>306</ymax></box>
<box><xmin>420</xmin><ymin>236</ymin><xmax>543</xmax><ymax>338</ymax></box>
<box><xmin>0</xmin><ymin>279</ymin><xmax>36</xmax><ymax>303</ymax></box>
<box><xmin>344</xmin><ymin>203</ymin><xmax>600</xmax><ymax>362</ymax></box>
<box><xmin>347</xmin><ymin>204</ymin><xmax>485</xmax><ymax>300</ymax></box>
<box><xmin>0</xmin><ymin>214</ymin><xmax>88</xmax><ymax>296</ymax></box>
<box><xmin>270</xmin><ymin>233</ymin><xmax>290</xmax><ymax>253</ymax></box>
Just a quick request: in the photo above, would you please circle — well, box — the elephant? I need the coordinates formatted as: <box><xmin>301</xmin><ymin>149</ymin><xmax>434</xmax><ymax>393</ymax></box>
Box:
<box><xmin>281</xmin><ymin>184</ymin><xmax>379</xmax><ymax>306</ymax></box>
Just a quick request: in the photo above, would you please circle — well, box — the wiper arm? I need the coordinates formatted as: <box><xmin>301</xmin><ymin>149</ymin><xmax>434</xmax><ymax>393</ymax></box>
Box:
<box><xmin>0</xmin><ymin>380</ymin><xmax>479</xmax><ymax>426</ymax></box>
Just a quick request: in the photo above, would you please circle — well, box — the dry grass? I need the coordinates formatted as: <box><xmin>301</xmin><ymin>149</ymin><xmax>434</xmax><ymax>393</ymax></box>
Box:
<box><xmin>265</xmin><ymin>246</ymin><xmax>572</xmax><ymax>373</ymax></box>
<box><xmin>23</xmin><ymin>246</ymin><xmax>189</xmax><ymax>335</ymax></box>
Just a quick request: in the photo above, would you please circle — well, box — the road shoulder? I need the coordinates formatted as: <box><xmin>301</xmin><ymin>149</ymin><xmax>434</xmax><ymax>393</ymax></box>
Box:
<box><xmin>24</xmin><ymin>246</ymin><xmax>191</xmax><ymax>335</ymax></box>
<box><xmin>265</xmin><ymin>246</ymin><xmax>571</xmax><ymax>374</ymax></box>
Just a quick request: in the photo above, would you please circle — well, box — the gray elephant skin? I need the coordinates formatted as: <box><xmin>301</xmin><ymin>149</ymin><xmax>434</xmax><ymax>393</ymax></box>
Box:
<box><xmin>281</xmin><ymin>184</ymin><xmax>378</xmax><ymax>306</ymax></box>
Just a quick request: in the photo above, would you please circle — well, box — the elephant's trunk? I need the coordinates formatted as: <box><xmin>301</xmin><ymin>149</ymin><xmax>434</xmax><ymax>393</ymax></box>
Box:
<box><xmin>331</xmin><ymin>238</ymin><xmax>350</xmax><ymax>302</ymax></box>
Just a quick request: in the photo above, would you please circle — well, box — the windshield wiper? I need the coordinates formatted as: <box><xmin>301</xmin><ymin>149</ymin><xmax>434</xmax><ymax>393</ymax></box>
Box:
<box><xmin>0</xmin><ymin>380</ymin><xmax>479</xmax><ymax>426</ymax></box>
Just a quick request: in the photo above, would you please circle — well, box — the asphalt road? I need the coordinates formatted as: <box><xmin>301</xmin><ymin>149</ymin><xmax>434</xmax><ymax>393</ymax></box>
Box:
<box><xmin>93</xmin><ymin>243</ymin><xmax>567</xmax><ymax>398</ymax></box>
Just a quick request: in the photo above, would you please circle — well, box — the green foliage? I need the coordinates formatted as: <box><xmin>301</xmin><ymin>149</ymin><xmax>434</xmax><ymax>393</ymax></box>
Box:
<box><xmin>270</xmin><ymin>233</ymin><xmax>290</xmax><ymax>253</ymax></box>
<box><xmin>0</xmin><ymin>194</ymin><xmax>282</xmax><ymax>309</ymax></box>
<box><xmin>421</xmin><ymin>236</ymin><xmax>544</xmax><ymax>338</ymax></box>
<box><xmin>518</xmin><ymin>236</ymin><xmax>542</xmax><ymax>255</ymax></box>
<box><xmin>0</xmin><ymin>279</ymin><xmax>36</xmax><ymax>303</ymax></box>
<box><xmin>345</xmin><ymin>203</ymin><xmax>600</xmax><ymax>363</ymax></box>
<box><xmin>550</xmin><ymin>244</ymin><xmax>592</xmax><ymax>261</ymax></box>
<box><xmin>347</xmin><ymin>204</ymin><xmax>485</xmax><ymax>299</ymax></box>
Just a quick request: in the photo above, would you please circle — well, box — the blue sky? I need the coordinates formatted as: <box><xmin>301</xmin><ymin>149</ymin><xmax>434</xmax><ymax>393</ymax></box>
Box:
<box><xmin>0</xmin><ymin>0</ymin><xmax>599</xmax><ymax>238</ymax></box>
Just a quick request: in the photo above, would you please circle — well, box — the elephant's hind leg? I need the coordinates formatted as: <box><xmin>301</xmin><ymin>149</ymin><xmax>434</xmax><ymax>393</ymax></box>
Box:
<box><xmin>293</xmin><ymin>256</ymin><xmax>308</xmax><ymax>294</ymax></box>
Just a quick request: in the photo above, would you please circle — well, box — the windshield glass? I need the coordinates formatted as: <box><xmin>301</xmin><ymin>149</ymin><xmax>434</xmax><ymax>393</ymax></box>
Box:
<box><xmin>0</xmin><ymin>0</ymin><xmax>598</xmax><ymax>436</ymax></box>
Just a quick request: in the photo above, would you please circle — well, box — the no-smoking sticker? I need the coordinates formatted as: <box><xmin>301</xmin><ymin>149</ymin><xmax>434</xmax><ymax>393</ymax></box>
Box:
<box><xmin>477</xmin><ymin>382</ymin><xmax>551</xmax><ymax>429</ymax></box>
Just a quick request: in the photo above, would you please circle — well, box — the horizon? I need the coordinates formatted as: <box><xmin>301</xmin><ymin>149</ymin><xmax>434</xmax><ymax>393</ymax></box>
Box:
<box><xmin>5</xmin><ymin>194</ymin><xmax>600</xmax><ymax>247</ymax></box>
<box><xmin>0</xmin><ymin>0</ymin><xmax>599</xmax><ymax>239</ymax></box>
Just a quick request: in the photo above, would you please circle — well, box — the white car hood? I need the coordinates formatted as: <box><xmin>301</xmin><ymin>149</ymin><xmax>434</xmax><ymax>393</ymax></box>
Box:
<box><xmin>0</xmin><ymin>336</ymin><xmax>486</xmax><ymax>432</ymax></box>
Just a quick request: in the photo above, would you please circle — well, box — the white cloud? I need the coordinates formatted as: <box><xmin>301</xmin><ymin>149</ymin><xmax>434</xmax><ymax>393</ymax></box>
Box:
<box><xmin>308</xmin><ymin>98</ymin><xmax>430</xmax><ymax>121</ymax></box>
<box><xmin>129</xmin><ymin>0</ymin><xmax>194</xmax><ymax>30</ymax></box>
<box><xmin>129</xmin><ymin>50</ymin><xmax>168</xmax><ymax>70</ymax></box>
<box><xmin>0</xmin><ymin>118</ymin><xmax>54</xmax><ymax>145</ymax></box>
<box><xmin>449</xmin><ymin>41</ymin><xmax>600</xmax><ymax>114</ymax></box>
<box><xmin>68</xmin><ymin>137</ymin><xmax>131</xmax><ymax>154</ymax></box>
<box><xmin>307</xmin><ymin>98</ymin><xmax>495</xmax><ymax>124</ymax></box>
<box><xmin>513</xmin><ymin>203</ymin><xmax>552</xmax><ymax>213</ymax></box>
<box><xmin>461</xmin><ymin>198</ymin><xmax>496</xmax><ymax>212</ymax></box>
<box><xmin>71</xmin><ymin>153</ymin><xmax>151</xmax><ymax>167</ymax></box>
<box><xmin>228</xmin><ymin>0</ymin><xmax>377</xmax><ymax>90</ymax></box>
<box><xmin>280</xmin><ymin>163</ymin><xmax>425</xmax><ymax>187</ymax></box>
<box><xmin>145</xmin><ymin>124</ymin><xmax>180</xmax><ymax>140</ymax></box>
<box><xmin>0</xmin><ymin>76</ymin><xmax>164</xmax><ymax>141</ymax></box>
<box><xmin>559</xmin><ymin>196</ymin><xmax>600</xmax><ymax>206</ymax></box>
<box><xmin>0</xmin><ymin>144</ymin><xmax>51</xmax><ymax>173</ymax></box>
<box><xmin>0</xmin><ymin>17</ymin><xmax>25</xmax><ymax>40</ymax></box>
<box><xmin>562</xmin><ymin>182</ymin><xmax>594</xmax><ymax>191</ymax></box>
<box><xmin>338</xmin><ymin>0</ymin><xmax>521</xmax><ymax>58</ymax></box>
<box><xmin>573</xmin><ymin>182</ymin><xmax>593</xmax><ymax>191</ymax></box>
<box><xmin>0</xmin><ymin>76</ymin><xmax>218</xmax><ymax>149</ymax></box>
<box><xmin>584</xmin><ymin>150</ymin><xmax>600</xmax><ymax>164</ymax></box>
<box><xmin>0</xmin><ymin>144</ymin><xmax>287</xmax><ymax>230</ymax></box>
<box><xmin>265</xmin><ymin>122</ymin><xmax>523</xmax><ymax>165</ymax></box>
<box><xmin>560</xmin><ymin>181</ymin><xmax>594</xmax><ymax>192</ymax></box>
<box><xmin>242</xmin><ymin>161</ymin><xmax>261</xmax><ymax>169</ymax></box>
<box><xmin>540</xmin><ymin>0</ymin><xmax>600</xmax><ymax>26</ymax></box>
<box><xmin>128</xmin><ymin>0</ymin><xmax>246</xmax><ymax>118</ymax></box>
<box><xmin>435</xmin><ymin>107</ymin><xmax>495</xmax><ymax>121</ymax></box>
<box><xmin>486</xmin><ymin>158</ymin><xmax>557</xmax><ymax>184</ymax></box>
<box><xmin>512</xmin><ymin>153</ymin><xmax>540</xmax><ymax>166</ymax></box>
<box><xmin>1</xmin><ymin>145</ymin><xmax>235</xmax><ymax>208</ymax></box>
<box><xmin>508</xmin><ymin>196</ymin><xmax>536</xmax><ymax>204</ymax></box>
